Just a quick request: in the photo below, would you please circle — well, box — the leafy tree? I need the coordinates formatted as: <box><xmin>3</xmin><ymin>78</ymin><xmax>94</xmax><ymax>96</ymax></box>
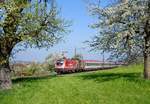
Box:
<box><xmin>44</xmin><ymin>53</ymin><xmax>63</xmax><ymax>71</ymax></box>
<box><xmin>88</xmin><ymin>0</ymin><xmax>150</xmax><ymax>78</ymax></box>
<box><xmin>72</xmin><ymin>54</ymin><xmax>83</xmax><ymax>61</ymax></box>
<box><xmin>0</xmin><ymin>0</ymin><xmax>69</xmax><ymax>89</ymax></box>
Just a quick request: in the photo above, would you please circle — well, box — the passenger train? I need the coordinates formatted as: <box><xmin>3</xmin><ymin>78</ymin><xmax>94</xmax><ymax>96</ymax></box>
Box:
<box><xmin>55</xmin><ymin>58</ymin><xmax>124</xmax><ymax>74</ymax></box>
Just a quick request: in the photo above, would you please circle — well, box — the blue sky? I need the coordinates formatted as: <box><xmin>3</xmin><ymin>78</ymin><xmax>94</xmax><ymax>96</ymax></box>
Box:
<box><xmin>14</xmin><ymin>0</ymin><xmax>109</xmax><ymax>62</ymax></box>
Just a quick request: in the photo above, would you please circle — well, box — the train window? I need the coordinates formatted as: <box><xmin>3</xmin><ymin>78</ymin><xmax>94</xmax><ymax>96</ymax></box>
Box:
<box><xmin>85</xmin><ymin>63</ymin><xmax>102</xmax><ymax>66</ymax></box>
<box><xmin>56</xmin><ymin>60</ymin><xmax>64</xmax><ymax>66</ymax></box>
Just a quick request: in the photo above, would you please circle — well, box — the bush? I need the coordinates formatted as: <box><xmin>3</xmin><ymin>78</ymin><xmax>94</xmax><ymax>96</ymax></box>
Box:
<box><xmin>42</xmin><ymin>62</ymin><xmax>55</xmax><ymax>72</ymax></box>
<box><xmin>12</xmin><ymin>61</ymin><xmax>56</xmax><ymax>77</ymax></box>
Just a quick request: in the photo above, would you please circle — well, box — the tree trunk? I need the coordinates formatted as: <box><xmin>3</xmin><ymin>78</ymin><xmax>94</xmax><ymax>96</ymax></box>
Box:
<box><xmin>0</xmin><ymin>62</ymin><xmax>12</xmax><ymax>90</ymax></box>
<box><xmin>144</xmin><ymin>19</ymin><xmax>150</xmax><ymax>79</ymax></box>
<box><xmin>144</xmin><ymin>54</ymin><xmax>150</xmax><ymax>79</ymax></box>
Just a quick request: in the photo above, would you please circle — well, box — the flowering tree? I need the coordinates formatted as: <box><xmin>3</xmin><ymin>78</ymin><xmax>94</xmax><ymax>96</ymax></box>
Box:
<box><xmin>88</xmin><ymin>0</ymin><xmax>150</xmax><ymax>78</ymax></box>
<box><xmin>0</xmin><ymin>0</ymin><xmax>68</xmax><ymax>89</ymax></box>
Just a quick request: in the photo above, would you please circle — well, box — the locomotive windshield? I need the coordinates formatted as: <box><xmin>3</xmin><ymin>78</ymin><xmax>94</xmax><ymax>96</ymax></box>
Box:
<box><xmin>56</xmin><ymin>60</ymin><xmax>64</xmax><ymax>66</ymax></box>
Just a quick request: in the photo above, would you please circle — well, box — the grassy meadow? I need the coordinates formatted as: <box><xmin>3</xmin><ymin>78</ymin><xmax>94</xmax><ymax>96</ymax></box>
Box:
<box><xmin>0</xmin><ymin>64</ymin><xmax>150</xmax><ymax>104</ymax></box>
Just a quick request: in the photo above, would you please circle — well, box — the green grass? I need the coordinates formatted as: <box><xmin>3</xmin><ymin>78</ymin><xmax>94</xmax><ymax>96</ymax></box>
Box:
<box><xmin>1</xmin><ymin>64</ymin><xmax>150</xmax><ymax>104</ymax></box>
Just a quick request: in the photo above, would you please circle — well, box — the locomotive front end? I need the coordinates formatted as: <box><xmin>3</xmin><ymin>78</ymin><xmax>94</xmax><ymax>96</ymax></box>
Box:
<box><xmin>55</xmin><ymin>59</ymin><xmax>65</xmax><ymax>74</ymax></box>
<box><xmin>55</xmin><ymin>58</ymin><xmax>80</xmax><ymax>74</ymax></box>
